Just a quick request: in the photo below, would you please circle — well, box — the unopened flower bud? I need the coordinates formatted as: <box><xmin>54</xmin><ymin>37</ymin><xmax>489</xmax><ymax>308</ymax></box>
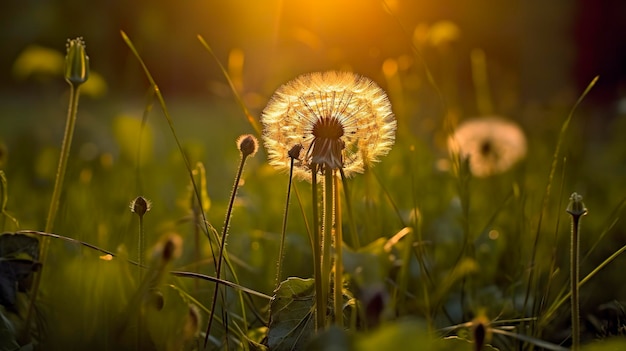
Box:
<box><xmin>288</xmin><ymin>144</ymin><xmax>303</xmax><ymax>160</ymax></box>
<box><xmin>566</xmin><ymin>192</ymin><xmax>588</xmax><ymax>217</ymax></box>
<box><xmin>183</xmin><ymin>304</ymin><xmax>202</xmax><ymax>340</ymax></box>
<box><xmin>65</xmin><ymin>37</ymin><xmax>89</xmax><ymax>86</ymax></box>
<box><xmin>237</xmin><ymin>134</ymin><xmax>258</xmax><ymax>158</ymax></box>
<box><xmin>161</xmin><ymin>233</ymin><xmax>182</xmax><ymax>262</ymax></box>
<box><xmin>130</xmin><ymin>196</ymin><xmax>151</xmax><ymax>217</ymax></box>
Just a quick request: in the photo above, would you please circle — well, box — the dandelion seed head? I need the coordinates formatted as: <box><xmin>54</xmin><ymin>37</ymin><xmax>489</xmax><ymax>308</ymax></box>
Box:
<box><xmin>448</xmin><ymin>116</ymin><xmax>527</xmax><ymax>177</ymax></box>
<box><xmin>261</xmin><ymin>71</ymin><xmax>396</xmax><ymax>180</ymax></box>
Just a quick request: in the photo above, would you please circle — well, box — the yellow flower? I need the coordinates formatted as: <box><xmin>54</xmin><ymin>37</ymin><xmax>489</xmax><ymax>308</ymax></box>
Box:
<box><xmin>261</xmin><ymin>71</ymin><xmax>396</xmax><ymax>180</ymax></box>
<box><xmin>448</xmin><ymin>116</ymin><xmax>527</xmax><ymax>177</ymax></box>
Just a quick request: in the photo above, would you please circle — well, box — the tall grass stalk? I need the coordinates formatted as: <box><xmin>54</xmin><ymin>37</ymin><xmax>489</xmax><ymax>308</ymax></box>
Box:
<box><xmin>121</xmin><ymin>31</ymin><xmax>251</xmax><ymax>346</ymax></box>
<box><xmin>523</xmin><ymin>76</ymin><xmax>598</xmax><ymax>327</ymax></box>
<box><xmin>197</xmin><ymin>35</ymin><xmax>262</xmax><ymax>136</ymax></box>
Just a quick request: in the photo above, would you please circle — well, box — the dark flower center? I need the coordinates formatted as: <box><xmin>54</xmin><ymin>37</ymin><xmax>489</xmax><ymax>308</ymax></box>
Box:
<box><xmin>312</xmin><ymin>116</ymin><xmax>344</xmax><ymax>139</ymax></box>
<box><xmin>307</xmin><ymin>116</ymin><xmax>345</xmax><ymax>169</ymax></box>
<box><xmin>479</xmin><ymin>140</ymin><xmax>493</xmax><ymax>156</ymax></box>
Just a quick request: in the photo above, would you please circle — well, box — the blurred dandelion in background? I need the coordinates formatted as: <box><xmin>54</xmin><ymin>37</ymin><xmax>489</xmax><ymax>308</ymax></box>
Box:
<box><xmin>260</xmin><ymin>71</ymin><xmax>396</xmax><ymax>180</ymax></box>
<box><xmin>448</xmin><ymin>116</ymin><xmax>527</xmax><ymax>177</ymax></box>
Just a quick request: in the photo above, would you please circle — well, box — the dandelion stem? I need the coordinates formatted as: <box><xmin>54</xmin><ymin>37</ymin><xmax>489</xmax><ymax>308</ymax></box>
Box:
<box><xmin>339</xmin><ymin>168</ymin><xmax>359</xmax><ymax>249</ymax></box>
<box><xmin>311</xmin><ymin>164</ymin><xmax>325</xmax><ymax>330</ymax></box>
<box><xmin>333</xmin><ymin>172</ymin><xmax>343</xmax><ymax>327</ymax></box>
<box><xmin>322</xmin><ymin>166</ymin><xmax>334</xmax><ymax>328</ymax></box>
<box><xmin>204</xmin><ymin>152</ymin><xmax>249</xmax><ymax>347</ymax></box>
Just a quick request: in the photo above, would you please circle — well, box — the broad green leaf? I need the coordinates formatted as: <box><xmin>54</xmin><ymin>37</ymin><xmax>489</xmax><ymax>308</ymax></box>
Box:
<box><xmin>268</xmin><ymin>277</ymin><xmax>315</xmax><ymax>351</ymax></box>
<box><xmin>0</xmin><ymin>233</ymin><xmax>39</xmax><ymax>259</ymax></box>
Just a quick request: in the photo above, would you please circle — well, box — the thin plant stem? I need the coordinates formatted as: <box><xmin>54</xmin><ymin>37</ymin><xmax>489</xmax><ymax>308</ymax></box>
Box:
<box><xmin>46</xmin><ymin>83</ymin><xmax>80</xmax><ymax>232</ymax></box>
<box><xmin>276</xmin><ymin>157</ymin><xmax>295</xmax><ymax>287</ymax></box>
<box><xmin>523</xmin><ymin>76</ymin><xmax>598</xmax><ymax>323</ymax></box>
<box><xmin>197</xmin><ymin>35</ymin><xmax>262</xmax><ymax>135</ymax></box>
<box><xmin>339</xmin><ymin>168</ymin><xmax>359</xmax><ymax>249</ymax></box>
<box><xmin>24</xmin><ymin>82</ymin><xmax>82</xmax><ymax>338</ymax></box>
<box><xmin>138</xmin><ymin>215</ymin><xmax>145</xmax><ymax>282</ymax></box>
<box><xmin>204</xmin><ymin>153</ymin><xmax>250</xmax><ymax>348</ymax></box>
<box><xmin>333</xmin><ymin>172</ymin><xmax>343</xmax><ymax>327</ymax></box>
<box><xmin>567</xmin><ymin>192</ymin><xmax>586</xmax><ymax>351</ymax></box>
<box><xmin>570</xmin><ymin>215</ymin><xmax>581</xmax><ymax>350</ymax></box>
<box><xmin>0</xmin><ymin>171</ymin><xmax>19</xmax><ymax>230</ymax></box>
<box><xmin>137</xmin><ymin>214</ymin><xmax>145</xmax><ymax>350</ymax></box>
<box><xmin>311</xmin><ymin>164</ymin><xmax>325</xmax><ymax>330</ymax></box>
<box><xmin>322</xmin><ymin>166</ymin><xmax>334</xmax><ymax>328</ymax></box>
<box><xmin>293</xmin><ymin>184</ymin><xmax>313</xmax><ymax>254</ymax></box>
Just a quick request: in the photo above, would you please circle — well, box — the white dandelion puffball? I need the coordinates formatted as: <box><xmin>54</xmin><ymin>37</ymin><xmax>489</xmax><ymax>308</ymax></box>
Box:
<box><xmin>448</xmin><ymin>116</ymin><xmax>527</xmax><ymax>177</ymax></box>
<box><xmin>261</xmin><ymin>71</ymin><xmax>397</xmax><ymax>180</ymax></box>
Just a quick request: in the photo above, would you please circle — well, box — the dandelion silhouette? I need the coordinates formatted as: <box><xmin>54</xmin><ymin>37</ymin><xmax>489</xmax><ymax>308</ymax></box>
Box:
<box><xmin>448</xmin><ymin>116</ymin><xmax>527</xmax><ymax>177</ymax></box>
<box><xmin>261</xmin><ymin>71</ymin><xmax>396</xmax><ymax>180</ymax></box>
<box><xmin>261</xmin><ymin>71</ymin><xmax>396</xmax><ymax>331</ymax></box>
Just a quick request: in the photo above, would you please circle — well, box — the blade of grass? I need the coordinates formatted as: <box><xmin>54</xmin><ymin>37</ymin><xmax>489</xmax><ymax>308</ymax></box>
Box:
<box><xmin>523</xmin><ymin>76</ymin><xmax>598</xmax><ymax>322</ymax></box>
<box><xmin>197</xmin><ymin>35</ymin><xmax>262</xmax><ymax>136</ymax></box>
<box><xmin>121</xmin><ymin>32</ymin><xmax>251</xmax><ymax>346</ymax></box>
<box><xmin>15</xmin><ymin>230</ymin><xmax>270</xmax><ymax>300</ymax></box>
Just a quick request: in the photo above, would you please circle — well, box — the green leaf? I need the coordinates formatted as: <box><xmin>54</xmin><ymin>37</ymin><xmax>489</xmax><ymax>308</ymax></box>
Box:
<box><xmin>0</xmin><ymin>308</ymin><xmax>20</xmax><ymax>351</ymax></box>
<box><xmin>355</xmin><ymin>319</ymin><xmax>451</xmax><ymax>351</ymax></box>
<box><xmin>0</xmin><ymin>233</ymin><xmax>39</xmax><ymax>259</ymax></box>
<box><xmin>268</xmin><ymin>277</ymin><xmax>316</xmax><ymax>351</ymax></box>
<box><xmin>581</xmin><ymin>338</ymin><xmax>626</xmax><ymax>351</ymax></box>
<box><xmin>0</xmin><ymin>233</ymin><xmax>40</xmax><ymax>311</ymax></box>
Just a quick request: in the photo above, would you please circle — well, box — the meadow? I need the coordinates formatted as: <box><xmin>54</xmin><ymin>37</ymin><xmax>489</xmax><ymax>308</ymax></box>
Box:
<box><xmin>2</xmin><ymin>3</ymin><xmax>626</xmax><ymax>351</ymax></box>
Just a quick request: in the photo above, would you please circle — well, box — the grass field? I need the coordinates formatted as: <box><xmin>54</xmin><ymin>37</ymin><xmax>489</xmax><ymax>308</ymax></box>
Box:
<box><xmin>2</xmin><ymin>8</ymin><xmax>626</xmax><ymax>351</ymax></box>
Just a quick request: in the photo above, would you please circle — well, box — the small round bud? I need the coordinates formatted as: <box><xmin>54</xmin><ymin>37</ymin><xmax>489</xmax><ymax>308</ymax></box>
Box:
<box><xmin>146</xmin><ymin>288</ymin><xmax>165</xmax><ymax>311</ymax></box>
<box><xmin>183</xmin><ymin>304</ymin><xmax>202</xmax><ymax>340</ymax></box>
<box><xmin>65</xmin><ymin>37</ymin><xmax>89</xmax><ymax>86</ymax></box>
<box><xmin>236</xmin><ymin>134</ymin><xmax>258</xmax><ymax>158</ymax></box>
<box><xmin>130</xmin><ymin>196</ymin><xmax>151</xmax><ymax>217</ymax></box>
<box><xmin>471</xmin><ymin>314</ymin><xmax>492</xmax><ymax>351</ymax></box>
<box><xmin>566</xmin><ymin>192</ymin><xmax>588</xmax><ymax>217</ymax></box>
<box><xmin>161</xmin><ymin>233</ymin><xmax>182</xmax><ymax>262</ymax></box>
<box><xmin>288</xmin><ymin>143</ymin><xmax>303</xmax><ymax>160</ymax></box>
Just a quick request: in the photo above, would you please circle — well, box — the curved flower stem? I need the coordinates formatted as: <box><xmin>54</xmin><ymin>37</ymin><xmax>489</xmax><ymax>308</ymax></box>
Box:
<box><xmin>203</xmin><ymin>153</ymin><xmax>249</xmax><ymax>348</ymax></box>
<box><xmin>311</xmin><ymin>164</ymin><xmax>325</xmax><ymax>330</ymax></box>
<box><xmin>570</xmin><ymin>214</ymin><xmax>581</xmax><ymax>350</ymax></box>
<box><xmin>137</xmin><ymin>214</ymin><xmax>145</xmax><ymax>349</ymax></box>
<box><xmin>24</xmin><ymin>82</ymin><xmax>82</xmax><ymax>338</ymax></box>
<box><xmin>339</xmin><ymin>168</ymin><xmax>359</xmax><ymax>249</ymax></box>
<box><xmin>276</xmin><ymin>157</ymin><xmax>295</xmax><ymax>287</ymax></box>
<box><xmin>333</xmin><ymin>172</ymin><xmax>343</xmax><ymax>327</ymax></box>
<box><xmin>567</xmin><ymin>192</ymin><xmax>587</xmax><ymax>351</ymax></box>
<box><xmin>321</xmin><ymin>165</ymin><xmax>334</xmax><ymax>327</ymax></box>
